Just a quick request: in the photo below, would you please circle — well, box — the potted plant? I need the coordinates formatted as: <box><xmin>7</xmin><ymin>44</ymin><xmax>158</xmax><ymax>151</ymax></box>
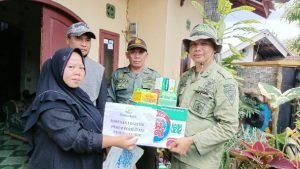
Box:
<box><xmin>230</xmin><ymin>140</ymin><xmax>296</xmax><ymax>169</ymax></box>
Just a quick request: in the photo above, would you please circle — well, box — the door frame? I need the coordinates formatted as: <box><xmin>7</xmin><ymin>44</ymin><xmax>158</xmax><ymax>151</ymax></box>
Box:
<box><xmin>32</xmin><ymin>0</ymin><xmax>82</xmax><ymax>21</ymax></box>
<box><xmin>99</xmin><ymin>29</ymin><xmax>120</xmax><ymax>70</ymax></box>
<box><xmin>32</xmin><ymin>0</ymin><xmax>82</xmax><ymax>65</ymax></box>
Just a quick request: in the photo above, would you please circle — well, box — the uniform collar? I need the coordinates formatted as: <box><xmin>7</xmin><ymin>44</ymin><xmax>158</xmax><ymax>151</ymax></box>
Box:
<box><xmin>190</xmin><ymin>60</ymin><xmax>217</xmax><ymax>78</ymax></box>
<box><xmin>123</xmin><ymin>66</ymin><xmax>131</xmax><ymax>73</ymax></box>
<box><xmin>201</xmin><ymin>60</ymin><xmax>217</xmax><ymax>77</ymax></box>
<box><xmin>126</xmin><ymin>65</ymin><xmax>150</xmax><ymax>74</ymax></box>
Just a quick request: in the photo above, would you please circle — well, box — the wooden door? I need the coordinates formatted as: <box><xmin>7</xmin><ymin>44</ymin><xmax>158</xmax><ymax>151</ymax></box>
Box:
<box><xmin>99</xmin><ymin>29</ymin><xmax>120</xmax><ymax>84</ymax></box>
<box><xmin>41</xmin><ymin>7</ymin><xmax>75</xmax><ymax>65</ymax></box>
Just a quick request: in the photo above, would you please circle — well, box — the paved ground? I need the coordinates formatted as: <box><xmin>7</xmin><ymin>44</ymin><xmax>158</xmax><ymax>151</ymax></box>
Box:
<box><xmin>0</xmin><ymin>133</ymin><xmax>28</xmax><ymax>169</ymax></box>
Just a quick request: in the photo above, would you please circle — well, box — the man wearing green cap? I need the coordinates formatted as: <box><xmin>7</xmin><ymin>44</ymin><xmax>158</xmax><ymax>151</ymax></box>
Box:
<box><xmin>107</xmin><ymin>37</ymin><xmax>160</xmax><ymax>169</ymax></box>
<box><xmin>107</xmin><ymin>38</ymin><xmax>160</xmax><ymax>104</ymax></box>
<box><xmin>168</xmin><ymin>23</ymin><xmax>239</xmax><ymax>169</ymax></box>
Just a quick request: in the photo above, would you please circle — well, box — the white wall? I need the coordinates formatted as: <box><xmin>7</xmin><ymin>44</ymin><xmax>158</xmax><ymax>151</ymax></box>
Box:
<box><xmin>53</xmin><ymin>0</ymin><xmax>204</xmax><ymax>82</ymax></box>
<box><xmin>128</xmin><ymin>0</ymin><xmax>203</xmax><ymax>81</ymax></box>
<box><xmin>127</xmin><ymin>0</ymin><xmax>168</xmax><ymax>75</ymax></box>
<box><xmin>165</xmin><ymin>0</ymin><xmax>203</xmax><ymax>81</ymax></box>
<box><xmin>53</xmin><ymin>0</ymin><xmax>128</xmax><ymax>66</ymax></box>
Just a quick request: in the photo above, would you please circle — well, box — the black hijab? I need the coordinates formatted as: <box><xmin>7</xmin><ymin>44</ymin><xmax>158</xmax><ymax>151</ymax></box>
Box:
<box><xmin>22</xmin><ymin>48</ymin><xmax>103</xmax><ymax>155</ymax></box>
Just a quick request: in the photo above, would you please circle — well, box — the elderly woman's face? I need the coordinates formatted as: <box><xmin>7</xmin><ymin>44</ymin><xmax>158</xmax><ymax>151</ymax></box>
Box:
<box><xmin>63</xmin><ymin>52</ymin><xmax>85</xmax><ymax>88</ymax></box>
<box><xmin>188</xmin><ymin>39</ymin><xmax>215</xmax><ymax>65</ymax></box>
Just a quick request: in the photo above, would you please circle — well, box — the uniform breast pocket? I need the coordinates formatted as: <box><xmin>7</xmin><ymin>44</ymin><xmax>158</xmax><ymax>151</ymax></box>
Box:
<box><xmin>142</xmin><ymin>78</ymin><xmax>154</xmax><ymax>89</ymax></box>
<box><xmin>189</xmin><ymin>90</ymin><xmax>215</xmax><ymax>118</ymax></box>
<box><xmin>116</xmin><ymin>79</ymin><xmax>129</xmax><ymax>90</ymax></box>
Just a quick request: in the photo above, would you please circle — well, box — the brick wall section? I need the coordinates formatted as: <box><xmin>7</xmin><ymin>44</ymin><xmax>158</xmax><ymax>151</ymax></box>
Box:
<box><xmin>237</xmin><ymin>66</ymin><xmax>278</xmax><ymax>93</ymax></box>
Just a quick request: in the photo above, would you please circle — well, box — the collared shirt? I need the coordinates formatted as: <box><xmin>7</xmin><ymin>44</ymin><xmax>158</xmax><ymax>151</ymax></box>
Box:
<box><xmin>107</xmin><ymin>66</ymin><xmax>160</xmax><ymax>104</ymax></box>
<box><xmin>174</xmin><ymin>61</ymin><xmax>239</xmax><ymax>169</ymax></box>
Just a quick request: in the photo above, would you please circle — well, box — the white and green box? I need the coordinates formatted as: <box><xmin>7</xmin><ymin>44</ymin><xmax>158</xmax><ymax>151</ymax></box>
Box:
<box><xmin>103</xmin><ymin>102</ymin><xmax>188</xmax><ymax>148</ymax></box>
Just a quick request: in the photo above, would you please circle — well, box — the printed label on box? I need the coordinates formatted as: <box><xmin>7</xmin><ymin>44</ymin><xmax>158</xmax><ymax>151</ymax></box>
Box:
<box><xmin>103</xmin><ymin>102</ymin><xmax>188</xmax><ymax>148</ymax></box>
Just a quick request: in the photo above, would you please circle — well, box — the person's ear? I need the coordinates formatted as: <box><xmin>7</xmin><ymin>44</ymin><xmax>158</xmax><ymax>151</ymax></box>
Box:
<box><xmin>66</xmin><ymin>37</ymin><xmax>70</xmax><ymax>45</ymax></box>
<box><xmin>126</xmin><ymin>52</ymin><xmax>129</xmax><ymax>59</ymax></box>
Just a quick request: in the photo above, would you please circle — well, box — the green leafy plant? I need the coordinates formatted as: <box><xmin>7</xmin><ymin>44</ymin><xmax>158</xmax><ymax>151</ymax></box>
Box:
<box><xmin>191</xmin><ymin>0</ymin><xmax>260</xmax><ymax>45</ymax></box>
<box><xmin>282</xmin><ymin>0</ymin><xmax>300</xmax><ymax>53</ymax></box>
<box><xmin>239</xmin><ymin>95</ymin><xmax>259</xmax><ymax>119</ymax></box>
<box><xmin>282</xmin><ymin>127</ymin><xmax>300</xmax><ymax>161</ymax></box>
<box><xmin>258</xmin><ymin>82</ymin><xmax>300</xmax><ymax>135</ymax></box>
<box><xmin>266</xmin><ymin>122</ymin><xmax>300</xmax><ymax>162</ymax></box>
<box><xmin>191</xmin><ymin>0</ymin><xmax>260</xmax><ymax>83</ymax></box>
<box><xmin>191</xmin><ymin>0</ymin><xmax>259</xmax><ymax>42</ymax></box>
<box><xmin>230</xmin><ymin>140</ymin><xmax>296</xmax><ymax>169</ymax></box>
<box><xmin>266</xmin><ymin>127</ymin><xmax>299</xmax><ymax>157</ymax></box>
<box><xmin>220</xmin><ymin>125</ymin><xmax>269</xmax><ymax>169</ymax></box>
<box><xmin>222</xmin><ymin>44</ymin><xmax>245</xmax><ymax>84</ymax></box>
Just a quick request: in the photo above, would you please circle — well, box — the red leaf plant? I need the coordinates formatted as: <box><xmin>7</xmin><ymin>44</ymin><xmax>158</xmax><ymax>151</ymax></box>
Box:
<box><xmin>230</xmin><ymin>141</ymin><xmax>297</xmax><ymax>169</ymax></box>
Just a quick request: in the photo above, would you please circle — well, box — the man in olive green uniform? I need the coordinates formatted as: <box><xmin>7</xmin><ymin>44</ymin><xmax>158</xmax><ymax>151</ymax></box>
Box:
<box><xmin>168</xmin><ymin>24</ymin><xmax>239</xmax><ymax>169</ymax></box>
<box><xmin>107</xmin><ymin>38</ymin><xmax>160</xmax><ymax>169</ymax></box>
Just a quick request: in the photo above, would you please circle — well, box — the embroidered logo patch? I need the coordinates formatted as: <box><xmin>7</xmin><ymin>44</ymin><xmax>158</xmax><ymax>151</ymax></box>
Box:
<box><xmin>224</xmin><ymin>84</ymin><xmax>236</xmax><ymax>105</ymax></box>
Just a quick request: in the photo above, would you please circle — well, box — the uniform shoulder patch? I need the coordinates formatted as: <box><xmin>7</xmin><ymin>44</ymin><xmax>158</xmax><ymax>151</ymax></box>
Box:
<box><xmin>145</xmin><ymin>67</ymin><xmax>160</xmax><ymax>76</ymax></box>
<box><xmin>147</xmin><ymin>67</ymin><xmax>156</xmax><ymax>71</ymax></box>
<box><xmin>115</xmin><ymin>67</ymin><xmax>130</xmax><ymax>73</ymax></box>
<box><xmin>113</xmin><ymin>67</ymin><xmax>129</xmax><ymax>79</ymax></box>
<box><xmin>147</xmin><ymin>67</ymin><xmax>158</xmax><ymax>73</ymax></box>
<box><xmin>223</xmin><ymin>83</ymin><xmax>236</xmax><ymax>106</ymax></box>
<box><xmin>116</xmin><ymin>67</ymin><xmax>127</xmax><ymax>71</ymax></box>
<box><xmin>113</xmin><ymin>67</ymin><xmax>123</xmax><ymax>73</ymax></box>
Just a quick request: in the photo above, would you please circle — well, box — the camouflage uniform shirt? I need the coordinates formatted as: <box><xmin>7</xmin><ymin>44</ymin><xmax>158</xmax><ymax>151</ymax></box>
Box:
<box><xmin>173</xmin><ymin>61</ymin><xmax>239</xmax><ymax>169</ymax></box>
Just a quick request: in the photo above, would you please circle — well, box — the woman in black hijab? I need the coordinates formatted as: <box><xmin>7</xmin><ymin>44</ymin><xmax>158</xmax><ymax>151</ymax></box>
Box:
<box><xmin>22</xmin><ymin>48</ymin><xmax>136</xmax><ymax>169</ymax></box>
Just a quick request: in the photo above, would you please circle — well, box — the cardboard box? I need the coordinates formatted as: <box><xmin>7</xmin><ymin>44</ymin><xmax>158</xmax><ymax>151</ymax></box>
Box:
<box><xmin>103</xmin><ymin>102</ymin><xmax>188</xmax><ymax>148</ymax></box>
<box><xmin>134</xmin><ymin>103</ymin><xmax>188</xmax><ymax>148</ymax></box>
<box><xmin>132</xmin><ymin>88</ymin><xmax>158</xmax><ymax>105</ymax></box>
<box><xmin>155</xmin><ymin>77</ymin><xmax>176</xmax><ymax>92</ymax></box>
<box><xmin>158</xmin><ymin>91</ymin><xmax>177</xmax><ymax>107</ymax></box>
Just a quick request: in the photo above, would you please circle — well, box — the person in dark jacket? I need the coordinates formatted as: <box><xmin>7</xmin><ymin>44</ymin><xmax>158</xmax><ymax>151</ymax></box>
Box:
<box><xmin>22</xmin><ymin>48</ymin><xmax>137</xmax><ymax>169</ymax></box>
